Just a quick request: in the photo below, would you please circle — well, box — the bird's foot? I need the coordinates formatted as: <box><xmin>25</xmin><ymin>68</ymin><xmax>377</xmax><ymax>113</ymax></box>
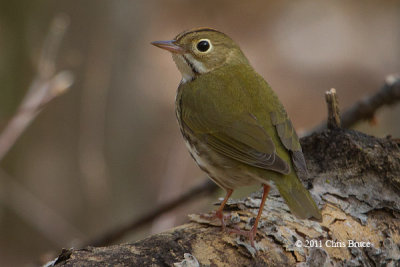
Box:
<box><xmin>200</xmin><ymin>210</ymin><xmax>231</xmax><ymax>230</ymax></box>
<box><xmin>227</xmin><ymin>225</ymin><xmax>258</xmax><ymax>249</ymax></box>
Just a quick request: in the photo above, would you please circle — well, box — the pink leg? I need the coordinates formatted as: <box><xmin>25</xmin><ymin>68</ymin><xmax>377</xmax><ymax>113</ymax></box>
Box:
<box><xmin>215</xmin><ymin>189</ymin><xmax>233</xmax><ymax>230</ymax></box>
<box><xmin>201</xmin><ymin>189</ymin><xmax>233</xmax><ymax>230</ymax></box>
<box><xmin>229</xmin><ymin>184</ymin><xmax>270</xmax><ymax>248</ymax></box>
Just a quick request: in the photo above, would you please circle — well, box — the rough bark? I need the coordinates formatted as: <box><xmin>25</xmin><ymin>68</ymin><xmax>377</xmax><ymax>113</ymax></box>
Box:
<box><xmin>52</xmin><ymin>128</ymin><xmax>400</xmax><ymax>267</ymax></box>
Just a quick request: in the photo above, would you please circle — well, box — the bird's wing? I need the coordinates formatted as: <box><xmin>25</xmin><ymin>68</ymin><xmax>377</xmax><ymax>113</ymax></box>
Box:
<box><xmin>270</xmin><ymin>109</ymin><xmax>308</xmax><ymax>176</ymax></box>
<box><xmin>179</xmin><ymin>72</ymin><xmax>290</xmax><ymax>175</ymax></box>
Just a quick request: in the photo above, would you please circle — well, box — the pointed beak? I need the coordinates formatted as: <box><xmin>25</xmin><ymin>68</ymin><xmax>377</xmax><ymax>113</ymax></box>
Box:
<box><xmin>151</xmin><ymin>40</ymin><xmax>185</xmax><ymax>54</ymax></box>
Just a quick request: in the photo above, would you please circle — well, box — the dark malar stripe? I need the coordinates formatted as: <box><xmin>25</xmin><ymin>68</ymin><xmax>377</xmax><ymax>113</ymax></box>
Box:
<box><xmin>182</xmin><ymin>54</ymin><xmax>200</xmax><ymax>76</ymax></box>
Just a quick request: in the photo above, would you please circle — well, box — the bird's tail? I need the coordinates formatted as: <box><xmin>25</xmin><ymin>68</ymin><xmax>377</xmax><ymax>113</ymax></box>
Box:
<box><xmin>274</xmin><ymin>173</ymin><xmax>322</xmax><ymax>222</ymax></box>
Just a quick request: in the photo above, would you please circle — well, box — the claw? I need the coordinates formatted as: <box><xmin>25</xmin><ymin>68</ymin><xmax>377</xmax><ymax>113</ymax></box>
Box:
<box><xmin>227</xmin><ymin>184</ymin><xmax>271</xmax><ymax>249</ymax></box>
<box><xmin>200</xmin><ymin>210</ymin><xmax>232</xmax><ymax>230</ymax></box>
<box><xmin>200</xmin><ymin>189</ymin><xmax>234</xmax><ymax>230</ymax></box>
<box><xmin>228</xmin><ymin>226</ymin><xmax>258</xmax><ymax>248</ymax></box>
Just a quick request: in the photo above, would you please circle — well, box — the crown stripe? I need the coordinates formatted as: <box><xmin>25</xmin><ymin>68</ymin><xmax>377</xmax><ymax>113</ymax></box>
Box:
<box><xmin>175</xmin><ymin>27</ymin><xmax>223</xmax><ymax>41</ymax></box>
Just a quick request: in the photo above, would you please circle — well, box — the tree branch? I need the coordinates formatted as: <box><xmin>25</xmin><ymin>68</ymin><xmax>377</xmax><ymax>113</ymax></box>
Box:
<box><xmin>0</xmin><ymin>14</ymin><xmax>73</xmax><ymax>162</ymax></box>
<box><xmin>51</xmin><ymin>128</ymin><xmax>400</xmax><ymax>266</ymax></box>
<box><xmin>84</xmin><ymin>75</ymin><xmax>400</xmax><ymax>248</ymax></box>
<box><xmin>325</xmin><ymin>88</ymin><xmax>341</xmax><ymax>129</ymax></box>
<box><xmin>0</xmin><ymin>15</ymin><xmax>78</xmax><ymax>247</ymax></box>
<box><xmin>311</xmin><ymin>74</ymin><xmax>400</xmax><ymax>133</ymax></box>
<box><xmin>341</xmin><ymin>74</ymin><xmax>400</xmax><ymax>128</ymax></box>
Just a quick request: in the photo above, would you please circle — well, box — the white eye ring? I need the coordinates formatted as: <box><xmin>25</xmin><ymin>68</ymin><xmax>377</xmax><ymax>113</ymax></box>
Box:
<box><xmin>195</xmin><ymin>39</ymin><xmax>212</xmax><ymax>53</ymax></box>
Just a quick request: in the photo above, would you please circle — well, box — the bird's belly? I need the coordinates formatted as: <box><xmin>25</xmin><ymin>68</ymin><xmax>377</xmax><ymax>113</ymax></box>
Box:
<box><xmin>183</xmin><ymin>136</ymin><xmax>259</xmax><ymax>190</ymax></box>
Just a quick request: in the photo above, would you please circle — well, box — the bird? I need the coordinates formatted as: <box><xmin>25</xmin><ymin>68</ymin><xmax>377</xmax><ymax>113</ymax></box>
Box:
<box><xmin>151</xmin><ymin>27</ymin><xmax>322</xmax><ymax>247</ymax></box>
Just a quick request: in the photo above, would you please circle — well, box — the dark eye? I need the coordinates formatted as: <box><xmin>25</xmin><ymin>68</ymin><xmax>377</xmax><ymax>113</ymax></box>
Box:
<box><xmin>196</xmin><ymin>40</ymin><xmax>210</xmax><ymax>52</ymax></box>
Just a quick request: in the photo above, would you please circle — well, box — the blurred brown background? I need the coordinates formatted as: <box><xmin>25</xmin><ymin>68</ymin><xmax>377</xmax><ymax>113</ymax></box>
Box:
<box><xmin>0</xmin><ymin>1</ymin><xmax>399</xmax><ymax>265</ymax></box>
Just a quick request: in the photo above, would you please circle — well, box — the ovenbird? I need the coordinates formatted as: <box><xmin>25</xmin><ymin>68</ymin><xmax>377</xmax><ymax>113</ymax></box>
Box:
<box><xmin>152</xmin><ymin>27</ymin><xmax>322</xmax><ymax>247</ymax></box>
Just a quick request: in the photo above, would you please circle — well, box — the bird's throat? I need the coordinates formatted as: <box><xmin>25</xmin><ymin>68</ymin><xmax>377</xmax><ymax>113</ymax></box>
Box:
<box><xmin>172</xmin><ymin>53</ymin><xmax>207</xmax><ymax>83</ymax></box>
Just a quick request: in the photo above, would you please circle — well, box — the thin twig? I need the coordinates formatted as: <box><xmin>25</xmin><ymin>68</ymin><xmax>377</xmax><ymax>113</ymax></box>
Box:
<box><xmin>325</xmin><ymin>88</ymin><xmax>341</xmax><ymax>129</ymax></box>
<box><xmin>85</xmin><ymin>180</ymin><xmax>218</xmax><ymax>247</ymax></box>
<box><xmin>0</xmin><ymin>15</ymin><xmax>77</xmax><ymax>247</ymax></box>
<box><xmin>0</xmin><ymin>14</ymin><xmax>73</xmax><ymax>162</ymax></box>
<box><xmin>309</xmin><ymin>74</ymin><xmax>400</xmax><ymax>134</ymax></box>
<box><xmin>341</xmin><ymin>75</ymin><xmax>400</xmax><ymax>128</ymax></box>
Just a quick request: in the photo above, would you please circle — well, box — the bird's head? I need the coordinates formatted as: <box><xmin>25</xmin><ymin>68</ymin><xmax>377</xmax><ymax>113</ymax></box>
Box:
<box><xmin>152</xmin><ymin>27</ymin><xmax>248</xmax><ymax>82</ymax></box>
